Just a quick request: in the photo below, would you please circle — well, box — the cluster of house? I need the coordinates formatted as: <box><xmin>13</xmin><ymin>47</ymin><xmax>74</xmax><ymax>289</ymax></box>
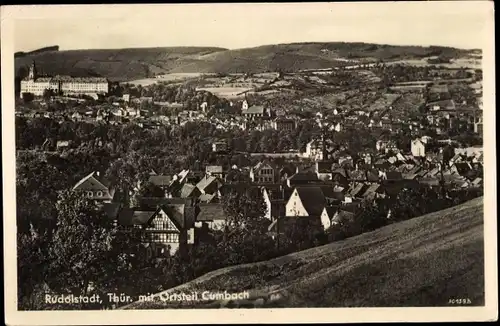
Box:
<box><xmin>18</xmin><ymin>96</ymin><xmax>301</xmax><ymax>133</ymax></box>
<box><xmin>425</xmin><ymin>99</ymin><xmax>483</xmax><ymax>135</ymax></box>
<box><xmin>71</xmin><ymin>136</ymin><xmax>483</xmax><ymax>258</ymax></box>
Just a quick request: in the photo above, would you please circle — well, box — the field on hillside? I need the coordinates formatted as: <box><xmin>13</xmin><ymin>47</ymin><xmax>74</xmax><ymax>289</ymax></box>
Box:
<box><xmin>195</xmin><ymin>87</ymin><xmax>253</xmax><ymax>99</ymax></box>
<box><xmin>127</xmin><ymin>73</ymin><xmax>207</xmax><ymax>86</ymax></box>
<box><xmin>125</xmin><ymin>197</ymin><xmax>484</xmax><ymax>309</ymax></box>
<box><xmin>386</xmin><ymin>58</ymin><xmax>482</xmax><ymax>70</ymax></box>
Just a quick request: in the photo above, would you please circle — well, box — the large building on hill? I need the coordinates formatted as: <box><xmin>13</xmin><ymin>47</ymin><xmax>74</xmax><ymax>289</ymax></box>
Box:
<box><xmin>20</xmin><ymin>61</ymin><xmax>109</xmax><ymax>98</ymax></box>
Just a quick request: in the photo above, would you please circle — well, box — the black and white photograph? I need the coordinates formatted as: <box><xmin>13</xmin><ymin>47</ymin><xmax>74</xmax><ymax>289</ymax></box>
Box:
<box><xmin>2</xmin><ymin>2</ymin><xmax>497</xmax><ymax>324</ymax></box>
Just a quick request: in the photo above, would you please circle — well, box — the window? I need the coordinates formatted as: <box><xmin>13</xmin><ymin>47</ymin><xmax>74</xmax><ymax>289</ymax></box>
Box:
<box><xmin>167</xmin><ymin>233</ymin><xmax>179</xmax><ymax>243</ymax></box>
<box><xmin>96</xmin><ymin>191</ymin><xmax>103</xmax><ymax>197</ymax></box>
<box><xmin>87</xmin><ymin>191</ymin><xmax>93</xmax><ymax>197</ymax></box>
<box><xmin>146</xmin><ymin>232</ymin><xmax>179</xmax><ymax>243</ymax></box>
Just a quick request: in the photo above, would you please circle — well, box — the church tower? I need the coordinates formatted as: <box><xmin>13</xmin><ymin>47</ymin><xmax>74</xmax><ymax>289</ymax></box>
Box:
<box><xmin>28</xmin><ymin>61</ymin><xmax>37</xmax><ymax>80</ymax></box>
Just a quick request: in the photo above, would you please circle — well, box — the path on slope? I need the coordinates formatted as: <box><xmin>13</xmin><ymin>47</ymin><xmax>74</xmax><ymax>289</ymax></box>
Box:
<box><xmin>124</xmin><ymin>197</ymin><xmax>484</xmax><ymax>309</ymax></box>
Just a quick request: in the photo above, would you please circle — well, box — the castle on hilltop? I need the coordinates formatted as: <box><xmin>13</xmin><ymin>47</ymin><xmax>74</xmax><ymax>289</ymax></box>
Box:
<box><xmin>20</xmin><ymin>61</ymin><xmax>109</xmax><ymax>98</ymax></box>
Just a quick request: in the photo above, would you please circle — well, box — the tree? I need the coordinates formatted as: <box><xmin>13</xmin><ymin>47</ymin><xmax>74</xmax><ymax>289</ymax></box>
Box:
<box><xmin>389</xmin><ymin>186</ymin><xmax>448</xmax><ymax>222</ymax></box>
<box><xmin>17</xmin><ymin>226</ymin><xmax>51</xmax><ymax>310</ymax></box>
<box><xmin>137</xmin><ymin>181</ymin><xmax>165</xmax><ymax>198</ymax></box>
<box><xmin>218</xmin><ymin>187</ymin><xmax>275</xmax><ymax>264</ymax></box>
<box><xmin>47</xmin><ymin>190</ymin><xmax>117</xmax><ymax>296</ymax></box>
<box><xmin>221</xmin><ymin>187</ymin><xmax>267</xmax><ymax>230</ymax></box>
<box><xmin>355</xmin><ymin>200</ymin><xmax>388</xmax><ymax>234</ymax></box>
<box><xmin>22</xmin><ymin>92</ymin><xmax>35</xmax><ymax>103</ymax></box>
<box><xmin>43</xmin><ymin>88</ymin><xmax>55</xmax><ymax>101</ymax></box>
<box><xmin>280</xmin><ymin>217</ymin><xmax>326</xmax><ymax>252</ymax></box>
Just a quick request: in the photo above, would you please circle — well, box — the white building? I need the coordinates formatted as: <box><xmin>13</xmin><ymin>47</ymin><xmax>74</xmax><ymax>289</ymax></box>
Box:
<box><xmin>20</xmin><ymin>61</ymin><xmax>109</xmax><ymax>98</ymax></box>
<box><xmin>411</xmin><ymin>138</ymin><xmax>426</xmax><ymax>157</ymax></box>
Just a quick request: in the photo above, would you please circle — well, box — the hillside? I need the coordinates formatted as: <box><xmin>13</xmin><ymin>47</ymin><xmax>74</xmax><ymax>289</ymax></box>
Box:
<box><xmin>14</xmin><ymin>45</ymin><xmax>60</xmax><ymax>58</ymax></box>
<box><xmin>168</xmin><ymin>42</ymin><xmax>474</xmax><ymax>74</ymax></box>
<box><xmin>14</xmin><ymin>42</ymin><xmax>476</xmax><ymax>82</ymax></box>
<box><xmin>124</xmin><ymin>197</ymin><xmax>484</xmax><ymax>309</ymax></box>
<box><xmin>14</xmin><ymin>47</ymin><xmax>228</xmax><ymax>82</ymax></box>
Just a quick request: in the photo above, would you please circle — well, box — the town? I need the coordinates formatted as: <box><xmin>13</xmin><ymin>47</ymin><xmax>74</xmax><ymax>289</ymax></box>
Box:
<box><xmin>16</xmin><ymin>51</ymin><xmax>484</xmax><ymax>309</ymax></box>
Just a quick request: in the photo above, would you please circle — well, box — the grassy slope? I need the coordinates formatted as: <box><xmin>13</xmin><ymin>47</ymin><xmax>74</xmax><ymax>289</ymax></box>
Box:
<box><xmin>125</xmin><ymin>197</ymin><xmax>484</xmax><ymax>309</ymax></box>
<box><xmin>15</xmin><ymin>43</ymin><xmax>475</xmax><ymax>81</ymax></box>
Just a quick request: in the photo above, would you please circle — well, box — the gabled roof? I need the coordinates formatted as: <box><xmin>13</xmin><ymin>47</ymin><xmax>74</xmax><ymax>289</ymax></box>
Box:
<box><xmin>243</xmin><ymin>105</ymin><xmax>265</xmax><ymax>114</ymax></box>
<box><xmin>450</xmin><ymin>153</ymin><xmax>463</xmax><ymax>162</ymax></box>
<box><xmin>293</xmin><ymin>186</ymin><xmax>326</xmax><ymax>216</ymax></box>
<box><xmin>288</xmin><ymin>172</ymin><xmax>319</xmax><ymax>182</ymax></box>
<box><xmin>253</xmin><ymin>161</ymin><xmax>275</xmax><ymax>171</ymax></box>
<box><xmin>136</xmin><ymin>197</ymin><xmax>195</xmax><ymax>210</ymax></box>
<box><xmin>388</xmin><ymin>157</ymin><xmax>398</xmax><ymax>164</ymax></box>
<box><xmin>177</xmin><ymin>169</ymin><xmax>190</xmax><ymax>183</ymax></box>
<box><xmin>196</xmin><ymin>175</ymin><xmax>219</xmax><ymax>192</ymax></box>
<box><xmin>316</xmin><ymin>161</ymin><xmax>333</xmax><ymax>173</ymax></box>
<box><xmin>349</xmin><ymin>183</ymin><xmax>367</xmax><ymax>198</ymax></box>
<box><xmin>206</xmin><ymin>165</ymin><xmax>223</xmax><ymax>174</ymax></box>
<box><xmin>73</xmin><ymin>172</ymin><xmax>110</xmax><ymax>191</ymax></box>
<box><xmin>416</xmin><ymin>169</ymin><xmax>428</xmax><ymax>177</ymax></box>
<box><xmin>161</xmin><ymin>204</ymin><xmax>188</xmax><ymax>229</ymax></box>
<box><xmin>325</xmin><ymin>206</ymin><xmax>338</xmax><ymax>219</ymax></box>
<box><xmin>118</xmin><ymin>208</ymin><xmax>153</xmax><ymax>226</ymax></box>
<box><xmin>471</xmin><ymin>177</ymin><xmax>482</xmax><ymax>186</ymax></box>
<box><xmin>118</xmin><ymin>203</ymin><xmax>194</xmax><ymax>230</ymax></box>
<box><xmin>380</xmin><ymin>180</ymin><xmax>420</xmax><ymax>196</ymax></box>
<box><xmin>180</xmin><ymin>183</ymin><xmax>198</xmax><ymax>198</ymax></box>
<box><xmin>453</xmin><ymin>162</ymin><xmax>472</xmax><ymax>175</ymax></box>
<box><xmin>419</xmin><ymin>178</ymin><xmax>440</xmax><ymax>187</ymax></box>
<box><xmin>427</xmin><ymin>167</ymin><xmax>440</xmax><ymax>177</ymax></box>
<box><xmin>402</xmin><ymin>173</ymin><xmax>418</xmax><ymax>180</ymax></box>
<box><xmin>199</xmin><ymin>193</ymin><xmax>217</xmax><ymax>203</ymax></box>
<box><xmin>317</xmin><ymin>185</ymin><xmax>336</xmax><ymax>199</ymax></box>
<box><xmin>363</xmin><ymin>183</ymin><xmax>380</xmax><ymax>197</ymax></box>
<box><xmin>197</xmin><ymin>203</ymin><xmax>228</xmax><ymax>221</ymax></box>
<box><xmin>148</xmin><ymin>175</ymin><xmax>173</xmax><ymax>187</ymax></box>
<box><xmin>408</xmin><ymin>165</ymin><xmax>422</xmax><ymax>175</ymax></box>
<box><xmin>386</xmin><ymin>171</ymin><xmax>403</xmax><ymax>180</ymax></box>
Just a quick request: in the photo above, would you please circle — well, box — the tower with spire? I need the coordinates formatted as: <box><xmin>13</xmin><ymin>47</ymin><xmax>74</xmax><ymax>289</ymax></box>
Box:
<box><xmin>28</xmin><ymin>61</ymin><xmax>37</xmax><ymax>80</ymax></box>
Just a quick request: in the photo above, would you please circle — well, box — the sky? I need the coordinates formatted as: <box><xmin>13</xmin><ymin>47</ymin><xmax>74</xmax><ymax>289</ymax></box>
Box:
<box><xmin>11</xmin><ymin>2</ymin><xmax>492</xmax><ymax>52</ymax></box>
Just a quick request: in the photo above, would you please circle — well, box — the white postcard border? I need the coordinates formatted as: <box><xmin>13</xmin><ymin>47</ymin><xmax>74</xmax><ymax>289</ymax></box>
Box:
<box><xmin>2</xmin><ymin>2</ymin><xmax>497</xmax><ymax>325</ymax></box>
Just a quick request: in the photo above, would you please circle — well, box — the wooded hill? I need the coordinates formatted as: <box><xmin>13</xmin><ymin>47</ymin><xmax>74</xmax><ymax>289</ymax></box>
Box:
<box><xmin>15</xmin><ymin>42</ymin><xmax>476</xmax><ymax>82</ymax></box>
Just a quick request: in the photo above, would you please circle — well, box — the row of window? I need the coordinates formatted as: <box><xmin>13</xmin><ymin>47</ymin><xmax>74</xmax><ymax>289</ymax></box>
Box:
<box><xmin>260</xmin><ymin>169</ymin><xmax>274</xmax><ymax>175</ymax></box>
<box><xmin>86</xmin><ymin>191</ymin><xmax>105</xmax><ymax>197</ymax></box>
<box><xmin>63</xmin><ymin>85</ymin><xmax>108</xmax><ymax>90</ymax></box>
<box><xmin>150</xmin><ymin>215</ymin><xmax>177</xmax><ymax>231</ymax></box>
<box><xmin>146</xmin><ymin>233</ymin><xmax>180</xmax><ymax>243</ymax></box>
